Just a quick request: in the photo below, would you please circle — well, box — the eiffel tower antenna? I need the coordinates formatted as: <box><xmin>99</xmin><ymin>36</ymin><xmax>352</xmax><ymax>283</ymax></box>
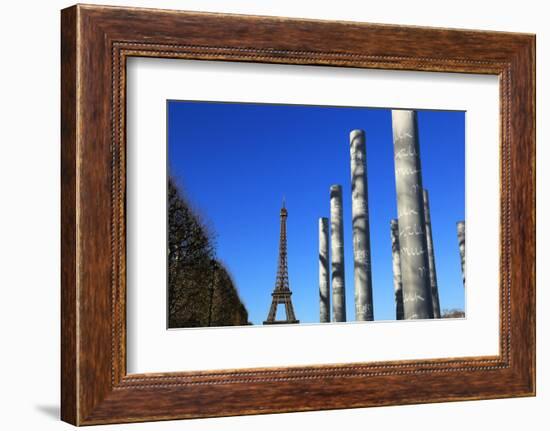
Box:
<box><xmin>263</xmin><ymin>201</ymin><xmax>299</xmax><ymax>324</ymax></box>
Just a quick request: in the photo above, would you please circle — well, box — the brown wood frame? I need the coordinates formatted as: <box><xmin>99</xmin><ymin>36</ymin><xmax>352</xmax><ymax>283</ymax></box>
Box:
<box><xmin>61</xmin><ymin>4</ymin><xmax>536</xmax><ymax>426</ymax></box>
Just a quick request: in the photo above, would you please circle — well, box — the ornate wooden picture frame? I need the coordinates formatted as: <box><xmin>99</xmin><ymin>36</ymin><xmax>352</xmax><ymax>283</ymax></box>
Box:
<box><xmin>61</xmin><ymin>4</ymin><xmax>535</xmax><ymax>425</ymax></box>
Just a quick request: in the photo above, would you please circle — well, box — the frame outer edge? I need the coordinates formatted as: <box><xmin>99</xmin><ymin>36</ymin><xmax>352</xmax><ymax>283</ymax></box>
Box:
<box><xmin>503</xmin><ymin>35</ymin><xmax>536</xmax><ymax>396</ymax></box>
<box><xmin>521</xmin><ymin>34</ymin><xmax>536</xmax><ymax>395</ymax></box>
<box><xmin>61</xmin><ymin>4</ymin><xmax>79</xmax><ymax>426</ymax></box>
<box><xmin>531</xmin><ymin>35</ymin><xmax>536</xmax><ymax>396</ymax></box>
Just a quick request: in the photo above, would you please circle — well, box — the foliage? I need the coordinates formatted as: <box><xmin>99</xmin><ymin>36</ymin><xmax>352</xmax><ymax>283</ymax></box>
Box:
<box><xmin>168</xmin><ymin>177</ymin><xmax>249</xmax><ymax>328</ymax></box>
<box><xmin>441</xmin><ymin>308</ymin><xmax>466</xmax><ymax>319</ymax></box>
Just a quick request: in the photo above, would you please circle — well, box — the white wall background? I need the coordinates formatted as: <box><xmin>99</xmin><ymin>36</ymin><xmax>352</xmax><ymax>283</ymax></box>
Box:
<box><xmin>0</xmin><ymin>0</ymin><xmax>546</xmax><ymax>429</ymax></box>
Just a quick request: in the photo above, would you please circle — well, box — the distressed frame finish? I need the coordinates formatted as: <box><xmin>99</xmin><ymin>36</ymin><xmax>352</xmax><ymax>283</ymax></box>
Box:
<box><xmin>61</xmin><ymin>4</ymin><xmax>535</xmax><ymax>426</ymax></box>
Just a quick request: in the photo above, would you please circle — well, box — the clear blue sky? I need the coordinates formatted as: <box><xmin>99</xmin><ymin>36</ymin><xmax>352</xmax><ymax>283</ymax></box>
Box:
<box><xmin>168</xmin><ymin>100</ymin><xmax>465</xmax><ymax>325</ymax></box>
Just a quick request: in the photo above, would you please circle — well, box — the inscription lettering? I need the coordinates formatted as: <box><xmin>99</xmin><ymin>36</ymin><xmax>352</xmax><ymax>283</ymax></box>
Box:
<box><xmin>395</xmin><ymin>144</ymin><xmax>417</xmax><ymax>159</ymax></box>
<box><xmin>395</xmin><ymin>167</ymin><xmax>420</xmax><ymax>176</ymax></box>
<box><xmin>400</xmin><ymin>247</ymin><xmax>425</xmax><ymax>257</ymax></box>
<box><xmin>399</xmin><ymin>224</ymin><xmax>424</xmax><ymax>238</ymax></box>
<box><xmin>403</xmin><ymin>292</ymin><xmax>425</xmax><ymax>303</ymax></box>
<box><xmin>395</xmin><ymin>131</ymin><xmax>413</xmax><ymax>142</ymax></box>
<box><xmin>398</xmin><ymin>208</ymin><xmax>419</xmax><ymax>217</ymax></box>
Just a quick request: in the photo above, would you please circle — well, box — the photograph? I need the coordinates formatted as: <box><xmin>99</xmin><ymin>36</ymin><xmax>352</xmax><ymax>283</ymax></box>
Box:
<box><xmin>167</xmin><ymin>101</ymin><xmax>466</xmax><ymax>329</ymax></box>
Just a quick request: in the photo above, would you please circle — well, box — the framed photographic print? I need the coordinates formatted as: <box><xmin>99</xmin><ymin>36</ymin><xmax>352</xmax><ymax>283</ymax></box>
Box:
<box><xmin>61</xmin><ymin>4</ymin><xmax>535</xmax><ymax>425</ymax></box>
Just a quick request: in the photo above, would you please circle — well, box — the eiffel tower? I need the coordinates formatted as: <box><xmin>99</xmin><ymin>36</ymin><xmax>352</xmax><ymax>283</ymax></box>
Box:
<box><xmin>263</xmin><ymin>200</ymin><xmax>299</xmax><ymax>324</ymax></box>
